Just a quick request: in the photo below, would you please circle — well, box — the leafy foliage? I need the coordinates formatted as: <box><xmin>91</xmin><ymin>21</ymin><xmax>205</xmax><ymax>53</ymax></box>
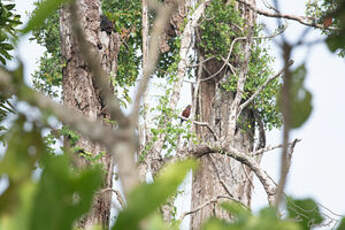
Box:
<box><xmin>306</xmin><ymin>0</ymin><xmax>345</xmax><ymax>57</ymax></box>
<box><xmin>113</xmin><ymin>159</ymin><xmax>197</xmax><ymax>230</ymax></box>
<box><xmin>1</xmin><ymin>0</ymin><xmax>344</xmax><ymax>229</ymax></box>
<box><xmin>279</xmin><ymin>64</ymin><xmax>313</xmax><ymax>129</ymax></box>
<box><xmin>0</xmin><ymin>0</ymin><xmax>21</xmax><ymax>65</ymax></box>
<box><xmin>29</xmin><ymin>154</ymin><xmax>103</xmax><ymax>230</ymax></box>
<box><xmin>22</xmin><ymin>0</ymin><xmax>71</xmax><ymax>34</ymax></box>
<box><xmin>31</xmin><ymin>2</ymin><xmax>62</xmax><ymax>97</ymax></box>
<box><xmin>202</xmin><ymin>201</ymin><xmax>300</xmax><ymax>230</ymax></box>
<box><xmin>0</xmin><ymin>121</ymin><xmax>103</xmax><ymax>230</ymax></box>
<box><xmin>287</xmin><ymin>197</ymin><xmax>323</xmax><ymax>230</ymax></box>
<box><xmin>200</xmin><ymin>0</ymin><xmax>281</xmax><ymax>130</ymax></box>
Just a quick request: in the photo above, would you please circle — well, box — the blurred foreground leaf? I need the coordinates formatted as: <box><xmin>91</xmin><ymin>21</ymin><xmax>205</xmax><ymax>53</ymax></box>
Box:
<box><xmin>113</xmin><ymin>159</ymin><xmax>197</xmax><ymax>230</ymax></box>
<box><xmin>287</xmin><ymin>197</ymin><xmax>323</xmax><ymax>230</ymax></box>
<box><xmin>29</xmin><ymin>154</ymin><xmax>103</xmax><ymax>230</ymax></box>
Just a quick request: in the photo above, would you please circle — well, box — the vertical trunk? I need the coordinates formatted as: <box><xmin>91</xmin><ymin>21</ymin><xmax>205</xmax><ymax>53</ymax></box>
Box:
<box><xmin>60</xmin><ymin>1</ymin><xmax>121</xmax><ymax>228</ymax></box>
<box><xmin>191</xmin><ymin>1</ymin><xmax>257</xmax><ymax>228</ymax></box>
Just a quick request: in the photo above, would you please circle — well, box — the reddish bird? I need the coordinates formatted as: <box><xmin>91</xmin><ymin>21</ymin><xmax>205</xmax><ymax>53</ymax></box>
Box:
<box><xmin>180</xmin><ymin>105</ymin><xmax>192</xmax><ymax>123</ymax></box>
<box><xmin>323</xmin><ymin>16</ymin><xmax>333</xmax><ymax>28</ymax></box>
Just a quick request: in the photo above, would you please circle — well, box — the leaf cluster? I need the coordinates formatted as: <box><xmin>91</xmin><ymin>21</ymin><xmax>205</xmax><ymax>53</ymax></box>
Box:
<box><xmin>306</xmin><ymin>0</ymin><xmax>345</xmax><ymax>57</ymax></box>
<box><xmin>200</xmin><ymin>0</ymin><xmax>281</xmax><ymax>130</ymax></box>
<box><xmin>0</xmin><ymin>1</ymin><xmax>21</xmax><ymax>64</ymax></box>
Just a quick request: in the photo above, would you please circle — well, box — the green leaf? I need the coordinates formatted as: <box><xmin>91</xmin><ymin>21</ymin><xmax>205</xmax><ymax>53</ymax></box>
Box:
<box><xmin>0</xmin><ymin>43</ymin><xmax>14</xmax><ymax>50</ymax></box>
<box><xmin>0</xmin><ymin>117</ymin><xmax>44</xmax><ymax>216</ymax></box>
<box><xmin>221</xmin><ymin>201</ymin><xmax>251</xmax><ymax>220</ymax></box>
<box><xmin>287</xmin><ymin>197</ymin><xmax>323</xmax><ymax>230</ymax></box>
<box><xmin>289</xmin><ymin>64</ymin><xmax>313</xmax><ymax>129</ymax></box>
<box><xmin>279</xmin><ymin>64</ymin><xmax>313</xmax><ymax>129</ymax></box>
<box><xmin>113</xmin><ymin>159</ymin><xmax>197</xmax><ymax>230</ymax></box>
<box><xmin>202</xmin><ymin>218</ymin><xmax>235</xmax><ymax>230</ymax></box>
<box><xmin>29</xmin><ymin>154</ymin><xmax>103</xmax><ymax>230</ymax></box>
<box><xmin>4</xmin><ymin>4</ymin><xmax>16</xmax><ymax>10</ymax></box>
<box><xmin>326</xmin><ymin>31</ymin><xmax>345</xmax><ymax>54</ymax></box>
<box><xmin>22</xmin><ymin>0</ymin><xmax>71</xmax><ymax>34</ymax></box>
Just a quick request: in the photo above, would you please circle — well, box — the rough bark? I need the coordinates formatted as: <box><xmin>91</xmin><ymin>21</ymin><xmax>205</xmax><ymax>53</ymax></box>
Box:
<box><xmin>191</xmin><ymin>1</ymin><xmax>258</xmax><ymax>228</ymax></box>
<box><xmin>59</xmin><ymin>0</ymin><xmax>121</xmax><ymax>228</ymax></box>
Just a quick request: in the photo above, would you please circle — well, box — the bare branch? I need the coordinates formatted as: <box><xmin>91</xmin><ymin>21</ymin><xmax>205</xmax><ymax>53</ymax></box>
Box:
<box><xmin>0</xmin><ymin>69</ymin><xmax>123</xmax><ymax>147</ymax></box>
<box><xmin>98</xmin><ymin>188</ymin><xmax>126</xmax><ymax>208</ymax></box>
<box><xmin>252</xmin><ymin>138</ymin><xmax>301</xmax><ymax>156</ymax></box>
<box><xmin>179</xmin><ymin>116</ymin><xmax>219</xmax><ymax>141</ymax></box>
<box><xmin>274</xmin><ymin>42</ymin><xmax>293</xmax><ymax>207</ymax></box>
<box><xmin>179</xmin><ymin>195</ymin><xmax>247</xmax><ymax>221</ymax></box>
<box><xmin>236</xmin><ymin>0</ymin><xmax>338</xmax><ymax>30</ymax></box>
<box><xmin>209</xmin><ymin>154</ymin><xmax>235</xmax><ymax>198</ymax></box>
<box><xmin>191</xmin><ymin>143</ymin><xmax>277</xmax><ymax>204</ymax></box>
<box><xmin>224</xmin><ymin>145</ymin><xmax>277</xmax><ymax>204</ymax></box>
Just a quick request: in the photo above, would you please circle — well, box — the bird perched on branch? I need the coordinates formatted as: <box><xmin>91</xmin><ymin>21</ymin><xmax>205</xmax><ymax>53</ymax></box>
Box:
<box><xmin>323</xmin><ymin>16</ymin><xmax>333</xmax><ymax>28</ymax></box>
<box><xmin>100</xmin><ymin>15</ymin><xmax>114</xmax><ymax>35</ymax></box>
<box><xmin>180</xmin><ymin>105</ymin><xmax>191</xmax><ymax>123</ymax></box>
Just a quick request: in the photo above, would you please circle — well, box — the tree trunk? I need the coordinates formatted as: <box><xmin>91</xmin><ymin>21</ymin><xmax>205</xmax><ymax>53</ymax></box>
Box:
<box><xmin>59</xmin><ymin>0</ymin><xmax>121</xmax><ymax>228</ymax></box>
<box><xmin>191</xmin><ymin>1</ymin><xmax>257</xmax><ymax>228</ymax></box>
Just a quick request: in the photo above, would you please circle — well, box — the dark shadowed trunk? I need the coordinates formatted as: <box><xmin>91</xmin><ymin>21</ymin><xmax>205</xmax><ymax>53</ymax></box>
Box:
<box><xmin>59</xmin><ymin>0</ymin><xmax>121</xmax><ymax>228</ymax></box>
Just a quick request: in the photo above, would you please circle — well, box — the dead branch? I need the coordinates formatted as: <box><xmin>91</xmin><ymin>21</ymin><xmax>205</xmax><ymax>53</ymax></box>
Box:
<box><xmin>179</xmin><ymin>116</ymin><xmax>219</xmax><ymax>141</ymax></box>
<box><xmin>236</xmin><ymin>0</ymin><xmax>338</xmax><ymax>30</ymax></box>
<box><xmin>191</xmin><ymin>143</ymin><xmax>277</xmax><ymax>204</ymax></box>
<box><xmin>252</xmin><ymin>138</ymin><xmax>301</xmax><ymax>156</ymax></box>
<box><xmin>209</xmin><ymin>154</ymin><xmax>235</xmax><ymax>198</ymax></box>
<box><xmin>179</xmin><ymin>194</ymin><xmax>247</xmax><ymax>221</ymax></box>
<box><xmin>98</xmin><ymin>188</ymin><xmax>126</xmax><ymax>208</ymax></box>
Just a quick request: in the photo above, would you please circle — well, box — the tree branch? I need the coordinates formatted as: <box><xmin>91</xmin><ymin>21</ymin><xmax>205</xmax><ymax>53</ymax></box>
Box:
<box><xmin>179</xmin><ymin>116</ymin><xmax>219</xmax><ymax>141</ymax></box>
<box><xmin>236</xmin><ymin>0</ymin><xmax>338</xmax><ymax>30</ymax></box>
<box><xmin>179</xmin><ymin>195</ymin><xmax>247</xmax><ymax>221</ymax></box>
<box><xmin>252</xmin><ymin>138</ymin><xmax>301</xmax><ymax>157</ymax></box>
<box><xmin>238</xmin><ymin>59</ymin><xmax>294</xmax><ymax>113</ymax></box>
<box><xmin>191</xmin><ymin>143</ymin><xmax>277</xmax><ymax>204</ymax></box>
<box><xmin>131</xmin><ymin>0</ymin><xmax>180</xmax><ymax>124</ymax></box>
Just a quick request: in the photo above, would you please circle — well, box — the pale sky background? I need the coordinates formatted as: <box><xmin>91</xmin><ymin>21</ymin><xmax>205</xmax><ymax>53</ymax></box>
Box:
<box><xmin>7</xmin><ymin>0</ymin><xmax>345</xmax><ymax>229</ymax></box>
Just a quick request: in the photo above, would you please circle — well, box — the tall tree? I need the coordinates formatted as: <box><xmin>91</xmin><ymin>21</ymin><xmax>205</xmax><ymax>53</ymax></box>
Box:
<box><xmin>59</xmin><ymin>0</ymin><xmax>120</xmax><ymax>228</ymax></box>
<box><xmin>2</xmin><ymin>0</ymin><xmax>341</xmax><ymax>229</ymax></box>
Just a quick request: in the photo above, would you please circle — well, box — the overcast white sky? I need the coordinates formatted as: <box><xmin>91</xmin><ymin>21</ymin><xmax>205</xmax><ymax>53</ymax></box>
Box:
<box><xmin>8</xmin><ymin>0</ymin><xmax>345</xmax><ymax>228</ymax></box>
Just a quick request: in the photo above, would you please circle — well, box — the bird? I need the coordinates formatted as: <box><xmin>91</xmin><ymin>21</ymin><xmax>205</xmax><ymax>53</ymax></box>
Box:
<box><xmin>323</xmin><ymin>16</ymin><xmax>333</xmax><ymax>28</ymax></box>
<box><xmin>100</xmin><ymin>15</ymin><xmax>114</xmax><ymax>35</ymax></box>
<box><xmin>180</xmin><ymin>105</ymin><xmax>192</xmax><ymax>123</ymax></box>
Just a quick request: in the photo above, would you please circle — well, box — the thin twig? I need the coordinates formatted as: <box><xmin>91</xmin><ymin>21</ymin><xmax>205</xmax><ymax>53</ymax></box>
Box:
<box><xmin>98</xmin><ymin>188</ymin><xmax>126</xmax><ymax>208</ymax></box>
<box><xmin>252</xmin><ymin>138</ymin><xmax>301</xmax><ymax>156</ymax></box>
<box><xmin>209</xmin><ymin>154</ymin><xmax>235</xmax><ymax>198</ymax></box>
<box><xmin>236</xmin><ymin>0</ymin><xmax>339</xmax><ymax>30</ymax></box>
<box><xmin>180</xmin><ymin>116</ymin><xmax>219</xmax><ymax>141</ymax></box>
<box><xmin>179</xmin><ymin>195</ymin><xmax>247</xmax><ymax>221</ymax></box>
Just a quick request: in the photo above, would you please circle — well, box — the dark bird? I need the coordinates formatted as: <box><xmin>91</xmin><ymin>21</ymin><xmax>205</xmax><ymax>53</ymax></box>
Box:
<box><xmin>100</xmin><ymin>15</ymin><xmax>114</xmax><ymax>35</ymax></box>
<box><xmin>180</xmin><ymin>105</ymin><xmax>192</xmax><ymax>123</ymax></box>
